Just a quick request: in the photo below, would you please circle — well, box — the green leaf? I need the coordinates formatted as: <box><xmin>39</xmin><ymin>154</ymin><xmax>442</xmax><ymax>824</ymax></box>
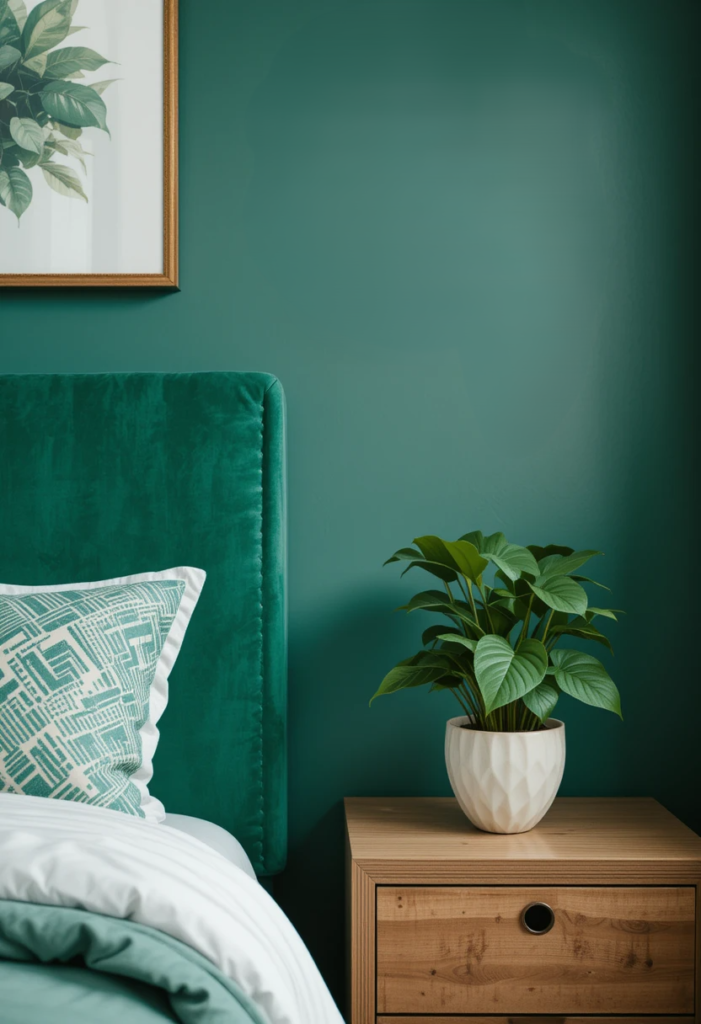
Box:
<box><xmin>480</xmin><ymin>602</ymin><xmax>517</xmax><ymax>636</ymax></box>
<box><xmin>491</xmin><ymin>594</ymin><xmax>531</xmax><ymax>621</ymax></box>
<box><xmin>512</xmin><ymin>577</ymin><xmax>548</xmax><ymax>619</ymax></box>
<box><xmin>0</xmin><ymin>41</ymin><xmax>20</xmax><ymax>69</ymax></box>
<box><xmin>401</xmin><ymin>589</ymin><xmax>457</xmax><ymax>614</ymax></box>
<box><xmin>537</xmin><ymin>550</ymin><xmax>602</xmax><ymax>578</ymax></box>
<box><xmin>40</xmin><ymin>159</ymin><xmax>87</xmax><ymax>201</ymax></box>
<box><xmin>41</xmin><ymin>81</ymin><xmax>107</xmax><ymax>132</ymax></box>
<box><xmin>370</xmin><ymin>662</ymin><xmax>446</xmax><ymax>703</ymax></box>
<box><xmin>386</xmin><ymin>545</ymin><xmax>458</xmax><ymax>583</ymax></box>
<box><xmin>0</xmin><ymin>164</ymin><xmax>32</xmax><ymax>219</ymax></box>
<box><xmin>549</xmin><ymin>649</ymin><xmax>622</xmax><ymax>717</ymax></box>
<box><xmin>528</xmin><ymin>544</ymin><xmax>573</xmax><ymax>561</ymax></box>
<box><xmin>459</xmin><ymin>530</ymin><xmax>484</xmax><ymax>550</ymax></box>
<box><xmin>437</xmin><ymin>633</ymin><xmax>477</xmax><ymax>652</ymax></box>
<box><xmin>401</xmin><ymin>560</ymin><xmax>458</xmax><ymax>584</ymax></box>
<box><xmin>52</xmin><ymin>120</ymin><xmax>81</xmax><ymax>140</ymax></box>
<box><xmin>0</xmin><ymin>0</ymin><xmax>21</xmax><ymax>46</ymax></box>
<box><xmin>88</xmin><ymin>78</ymin><xmax>120</xmax><ymax>96</ymax></box>
<box><xmin>442</xmin><ymin>539</ymin><xmax>489</xmax><ymax>581</ymax></box>
<box><xmin>41</xmin><ymin>81</ymin><xmax>107</xmax><ymax>134</ymax></box>
<box><xmin>9</xmin><ymin>116</ymin><xmax>43</xmax><ymax>154</ymax></box>
<box><xmin>413</xmin><ymin>535</ymin><xmax>488</xmax><ymax>581</ymax></box>
<box><xmin>401</xmin><ymin>590</ymin><xmax>481</xmax><ymax>634</ymax></box>
<box><xmin>535</xmin><ymin>609</ymin><xmax>568</xmax><ymax>632</ymax></box>
<box><xmin>43</xmin><ymin>45</ymin><xmax>111</xmax><ymax>79</ymax></box>
<box><xmin>549</xmin><ymin>616</ymin><xmax>613</xmax><ymax>654</ymax></box>
<box><xmin>522</xmin><ymin>681</ymin><xmax>559</xmax><ymax>723</ymax></box>
<box><xmin>14</xmin><ymin>142</ymin><xmax>42</xmax><ymax>168</ymax></box>
<box><xmin>0</xmin><ymin>81</ymin><xmax>14</xmax><ymax>99</ymax></box>
<box><xmin>586</xmin><ymin>607</ymin><xmax>622</xmax><ymax>622</ymax></box>
<box><xmin>22</xmin><ymin>51</ymin><xmax>46</xmax><ymax>74</ymax></box>
<box><xmin>0</xmin><ymin>143</ymin><xmax>20</xmax><ymax>168</ymax></box>
<box><xmin>414</xmin><ymin>651</ymin><xmax>463</xmax><ymax>672</ymax></box>
<box><xmin>429</xmin><ymin>677</ymin><xmax>463</xmax><ymax>693</ymax></box>
<box><xmin>474</xmin><ymin>635</ymin><xmax>548</xmax><ymax>715</ymax></box>
<box><xmin>384</xmin><ymin>547</ymin><xmax>421</xmax><ymax>565</ymax></box>
<box><xmin>479</xmin><ymin>532</ymin><xmax>539</xmax><ymax>580</ymax></box>
<box><xmin>412</xmin><ymin>535</ymin><xmax>453</xmax><ymax>565</ymax></box>
<box><xmin>21</xmin><ymin>0</ymin><xmax>76</xmax><ymax>61</ymax></box>
<box><xmin>494</xmin><ymin>569</ymin><xmax>517</xmax><ymax>593</ymax></box>
<box><xmin>8</xmin><ymin>0</ymin><xmax>26</xmax><ymax>30</ymax></box>
<box><xmin>422</xmin><ymin>624</ymin><xmax>460</xmax><ymax>646</ymax></box>
<box><xmin>529</xmin><ymin>574</ymin><xmax>588</xmax><ymax>616</ymax></box>
<box><xmin>46</xmin><ymin>133</ymin><xmax>88</xmax><ymax>170</ymax></box>
<box><xmin>571</xmin><ymin>574</ymin><xmax>610</xmax><ymax>591</ymax></box>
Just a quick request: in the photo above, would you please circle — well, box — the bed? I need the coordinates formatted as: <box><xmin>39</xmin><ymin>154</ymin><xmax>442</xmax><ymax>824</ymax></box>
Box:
<box><xmin>0</xmin><ymin>373</ymin><xmax>341</xmax><ymax>1023</ymax></box>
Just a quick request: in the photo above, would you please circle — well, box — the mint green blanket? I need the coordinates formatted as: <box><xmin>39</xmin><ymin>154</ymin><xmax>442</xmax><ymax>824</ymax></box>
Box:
<box><xmin>0</xmin><ymin>901</ymin><xmax>266</xmax><ymax>1024</ymax></box>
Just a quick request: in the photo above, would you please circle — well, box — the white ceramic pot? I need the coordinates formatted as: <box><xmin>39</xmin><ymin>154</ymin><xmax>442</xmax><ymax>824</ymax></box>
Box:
<box><xmin>445</xmin><ymin>715</ymin><xmax>566</xmax><ymax>834</ymax></box>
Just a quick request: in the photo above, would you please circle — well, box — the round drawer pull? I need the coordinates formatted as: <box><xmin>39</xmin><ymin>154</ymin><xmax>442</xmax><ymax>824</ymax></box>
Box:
<box><xmin>521</xmin><ymin>901</ymin><xmax>555</xmax><ymax>935</ymax></box>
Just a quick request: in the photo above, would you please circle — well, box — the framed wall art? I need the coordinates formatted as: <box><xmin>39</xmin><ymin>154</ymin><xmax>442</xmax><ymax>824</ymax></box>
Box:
<box><xmin>0</xmin><ymin>0</ymin><xmax>177</xmax><ymax>286</ymax></box>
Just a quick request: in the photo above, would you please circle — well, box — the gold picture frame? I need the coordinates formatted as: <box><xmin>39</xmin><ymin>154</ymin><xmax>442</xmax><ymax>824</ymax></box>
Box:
<box><xmin>0</xmin><ymin>0</ymin><xmax>178</xmax><ymax>288</ymax></box>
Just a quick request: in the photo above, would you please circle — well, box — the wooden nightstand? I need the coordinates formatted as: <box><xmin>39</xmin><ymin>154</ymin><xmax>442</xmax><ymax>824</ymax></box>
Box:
<box><xmin>345</xmin><ymin>797</ymin><xmax>701</xmax><ymax>1023</ymax></box>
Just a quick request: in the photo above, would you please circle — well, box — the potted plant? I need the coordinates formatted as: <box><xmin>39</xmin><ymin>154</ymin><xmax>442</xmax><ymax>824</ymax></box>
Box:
<box><xmin>371</xmin><ymin>532</ymin><xmax>622</xmax><ymax>834</ymax></box>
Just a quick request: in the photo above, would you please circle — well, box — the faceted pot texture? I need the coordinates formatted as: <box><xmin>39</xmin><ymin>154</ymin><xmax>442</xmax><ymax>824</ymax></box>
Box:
<box><xmin>445</xmin><ymin>716</ymin><xmax>566</xmax><ymax>834</ymax></box>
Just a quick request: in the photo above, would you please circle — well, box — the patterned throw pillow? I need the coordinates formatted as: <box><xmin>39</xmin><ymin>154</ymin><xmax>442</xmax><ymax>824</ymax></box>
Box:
<box><xmin>0</xmin><ymin>580</ymin><xmax>186</xmax><ymax>817</ymax></box>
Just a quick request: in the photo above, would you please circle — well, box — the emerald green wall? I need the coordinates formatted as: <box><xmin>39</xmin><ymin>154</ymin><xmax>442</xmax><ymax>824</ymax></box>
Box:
<box><xmin>1</xmin><ymin>0</ymin><xmax>698</xmax><ymax>1006</ymax></box>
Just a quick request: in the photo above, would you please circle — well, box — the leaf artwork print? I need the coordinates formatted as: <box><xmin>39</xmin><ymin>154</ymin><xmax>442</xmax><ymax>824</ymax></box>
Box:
<box><xmin>0</xmin><ymin>0</ymin><xmax>117</xmax><ymax>221</ymax></box>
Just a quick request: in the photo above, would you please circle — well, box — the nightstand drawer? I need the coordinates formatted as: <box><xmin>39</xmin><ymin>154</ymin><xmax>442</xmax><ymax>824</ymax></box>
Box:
<box><xmin>377</xmin><ymin>1018</ymin><xmax>693</xmax><ymax>1023</ymax></box>
<box><xmin>376</xmin><ymin>886</ymin><xmax>695</xmax><ymax>1015</ymax></box>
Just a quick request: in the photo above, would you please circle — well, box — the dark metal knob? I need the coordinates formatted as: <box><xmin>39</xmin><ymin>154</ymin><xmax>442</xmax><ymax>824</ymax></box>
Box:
<box><xmin>521</xmin><ymin>902</ymin><xmax>555</xmax><ymax>935</ymax></box>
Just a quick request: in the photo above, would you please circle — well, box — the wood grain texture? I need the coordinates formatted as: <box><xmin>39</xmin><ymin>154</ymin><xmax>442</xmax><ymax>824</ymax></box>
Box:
<box><xmin>345</xmin><ymin>797</ymin><xmax>701</xmax><ymax>884</ymax></box>
<box><xmin>377</xmin><ymin>1018</ymin><xmax>694</xmax><ymax>1023</ymax></box>
<box><xmin>377</xmin><ymin>885</ymin><xmax>695</xmax><ymax>1015</ymax></box>
<box><xmin>346</xmin><ymin>798</ymin><xmax>701</xmax><ymax>1020</ymax></box>
<box><xmin>696</xmin><ymin>877</ymin><xmax>701</xmax><ymax>1022</ymax></box>
<box><xmin>0</xmin><ymin>0</ymin><xmax>178</xmax><ymax>289</ymax></box>
<box><xmin>346</xmin><ymin>835</ymin><xmax>375</xmax><ymax>1024</ymax></box>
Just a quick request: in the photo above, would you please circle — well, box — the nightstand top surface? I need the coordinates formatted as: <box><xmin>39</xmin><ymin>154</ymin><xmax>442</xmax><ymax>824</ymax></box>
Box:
<box><xmin>345</xmin><ymin>797</ymin><xmax>701</xmax><ymax>864</ymax></box>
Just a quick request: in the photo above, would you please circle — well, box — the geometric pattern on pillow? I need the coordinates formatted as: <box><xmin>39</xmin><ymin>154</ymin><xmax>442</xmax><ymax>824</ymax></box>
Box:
<box><xmin>0</xmin><ymin>580</ymin><xmax>185</xmax><ymax>817</ymax></box>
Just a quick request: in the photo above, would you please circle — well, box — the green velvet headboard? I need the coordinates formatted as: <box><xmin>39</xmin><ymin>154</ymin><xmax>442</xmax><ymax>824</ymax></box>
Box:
<box><xmin>0</xmin><ymin>373</ymin><xmax>287</xmax><ymax>876</ymax></box>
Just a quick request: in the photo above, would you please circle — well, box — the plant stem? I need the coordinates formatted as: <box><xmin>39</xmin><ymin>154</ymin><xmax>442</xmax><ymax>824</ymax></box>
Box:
<box><xmin>459</xmin><ymin>682</ymin><xmax>481</xmax><ymax>723</ymax></box>
<box><xmin>475</xmin><ymin>581</ymin><xmax>495</xmax><ymax>632</ymax></box>
<box><xmin>456</xmin><ymin>577</ymin><xmax>485</xmax><ymax>635</ymax></box>
<box><xmin>456</xmin><ymin>575</ymin><xmax>470</xmax><ymax>604</ymax></box>
<box><xmin>519</xmin><ymin>595</ymin><xmax>534</xmax><ymax>644</ymax></box>
<box><xmin>451</xmin><ymin>688</ymin><xmax>472</xmax><ymax>718</ymax></box>
<box><xmin>465</xmin><ymin>579</ymin><xmax>481</xmax><ymax>627</ymax></box>
<box><xmin>523</xmin><ymin>708</ymin><xmax>540</xmax><ymax>731</ymax></box>
<box><xmin>541</xmin><ymin>608</ymin><xmax>555</xmax><ymax>644</ymax></box>
<box><xmin>464</xmin><ymin>673</ymin><xmax>487</xmax><ymax>725</ymax></box>
<box><xmin>530</xmin><ymin>614</ymin><xmax>544</xmax><ymax>638</ymax></box>
<box><xmin>443</xmin><ymin>581</ymin><xmax>469</xmax><ymax>638</ymax></box>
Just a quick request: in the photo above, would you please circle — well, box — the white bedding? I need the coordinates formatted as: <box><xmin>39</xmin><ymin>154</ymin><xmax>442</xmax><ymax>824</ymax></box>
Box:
<box><xmin>0</xmin><ymin>795</ymin><xmax>343</xmax><ymax>1024</ymax></box>
<box><xmin>163</xmin><ymin>813</ymin><xmax>257</xmax><ymax>879</ymax></box>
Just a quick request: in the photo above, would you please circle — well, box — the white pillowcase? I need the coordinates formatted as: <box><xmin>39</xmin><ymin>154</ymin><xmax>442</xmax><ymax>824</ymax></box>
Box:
<box><xmin>0</xmin><ymin>567</ymin><xmax>205</xmax><ymax>822</ymax></box>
